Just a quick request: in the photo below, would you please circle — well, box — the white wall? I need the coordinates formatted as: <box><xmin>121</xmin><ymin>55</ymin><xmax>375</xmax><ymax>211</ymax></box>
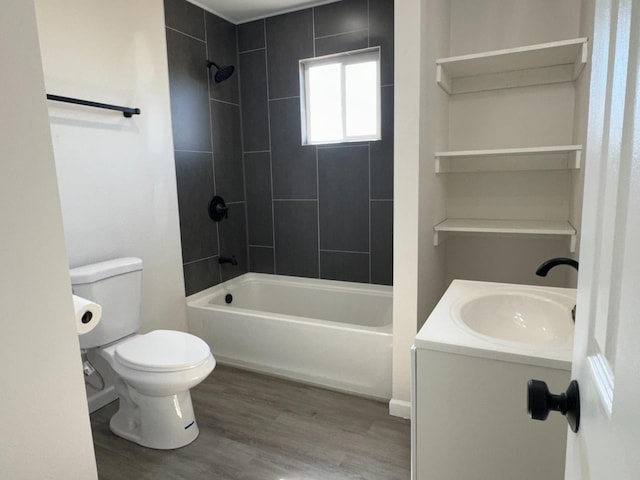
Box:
<box><xmin>449</xmin><ymin>0</ymin><xmax>582</xmax><ymax>54</ymax></box>
<box><xmin>33</xmin><ymin>0</ymin><xmax>186</xmax><ymax>333</ymax></box>
<box><xmin>417</xmin><ymin>1</ymin><xmax>449</xmax><ymax>337</ymax></box>
<box><xmin>569</xmin><ymin>0</ymin><xmax>595</xmax><ymax>286</ymax></box>
<box><xmin>0</xmin><ymin>1</ymin><xmax>97</xmax><ymax>477</ymax></box>
<box><xmin>444</xmin><ymin>0</ymin><xmax>584</xmax><ymax>289</ymax></box>
<box><xmin>392</xmin><ymin>0</ymin><xmax>448</xmax><ymax>417</ymax></box>
<box><xmin>392</xmin><ymin>0</ymin><xmax>422</xmax><ymax>417</ymax></box>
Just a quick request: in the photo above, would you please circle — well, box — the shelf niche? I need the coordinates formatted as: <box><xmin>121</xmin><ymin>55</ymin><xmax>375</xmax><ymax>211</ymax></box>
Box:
<box><xmin>436</xmin><ymin>38</ymin><xmax>588</xmax><ymax>95</ymax></box>
<box><xmin>433</xmin><ymin>218</ymin><xmax>577</xmax><ymax>252</ymax></box>
<box><xmin>435</xmin><ymin>145</ymin><xmax>582</xmax><ymax>173</ymax></box>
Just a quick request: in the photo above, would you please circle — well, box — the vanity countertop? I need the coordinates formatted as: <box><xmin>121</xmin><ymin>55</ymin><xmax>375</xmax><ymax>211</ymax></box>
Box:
<box><xmin>415</xmin><ymin>280</ymin><xmax>576</xmax><ymax>370</ymax></box>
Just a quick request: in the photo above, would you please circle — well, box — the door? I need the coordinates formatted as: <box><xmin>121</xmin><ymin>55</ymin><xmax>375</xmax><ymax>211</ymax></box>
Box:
<box><xmin>565</xmin><ymin>0</ymin><xmax>640</xmax><ymax>477</ymax></box>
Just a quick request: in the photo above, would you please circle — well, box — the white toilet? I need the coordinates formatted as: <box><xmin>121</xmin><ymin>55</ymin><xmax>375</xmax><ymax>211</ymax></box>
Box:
<box><xmin>70</xmin><ymin>257</ymin><xmax>215</xmax><ymax>450</ymax></box>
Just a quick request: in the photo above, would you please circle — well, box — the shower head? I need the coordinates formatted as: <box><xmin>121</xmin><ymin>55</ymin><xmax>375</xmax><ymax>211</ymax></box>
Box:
<box><xmin>207</xmin><ymin>60</ymin><xmax>235</xmax><ymax>83</ymax></box>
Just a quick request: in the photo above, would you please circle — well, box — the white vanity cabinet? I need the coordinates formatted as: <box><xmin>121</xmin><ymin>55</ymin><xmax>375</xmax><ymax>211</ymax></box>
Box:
<box><xmin>411</xmin><ymin>280</ymin><xmax>573</xmax><ymax>480</ymax></box>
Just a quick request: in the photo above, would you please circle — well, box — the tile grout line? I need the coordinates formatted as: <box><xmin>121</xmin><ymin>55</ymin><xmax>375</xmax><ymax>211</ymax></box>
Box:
<box><xmin>368</xmin><ymin>0</ymin><xmax>372</xmax><ymax>284</ymax></box>
<box><xmin>174</xmin><ymin>148</ymin><xmax>213</xmax><ymax>154</ymax></box>
<box><xmin>368</xmin><ymin>141</ymin><xmax>372</xmax><ymax>283</ymax></box>
<box><xmin>272</xmin><ymin>198</ymin><xmax>317</xmax><ymax>202</ymax></box>
<box><xmin>238</xmin><ymin>46</ymin><xmax>266</xmax><ymax>54</ymax></box>
<box><xmin>368</xmin><ymin>0</ymin><xmax>372</xmax><ymax>283</ymax></box>
<box><xmin>166</xmin><ymin>25</ymin><xmax>206</xmax><ymax>44</ymax></box>
<box><xmin>314</xmin><ymin>28</ymin><xmax>370</xmax><ymax>41</ymax></box>
<box><xmin>268</xmin><ymin>95</ymin><xmax>300</xmax><ymax>101</ymax></box>
<box><xmin>317</xmin><ymin>143</ymin><xmax>370</xmax><ymax>150</ymax></box>
<box><xmin>314</xmin><ymin>4</ymin><xmax>319</xmax><ymax>277</ymax></box>
<box><xmin>203</xmin><ymin>11</ymin><xmax>222</xmax><ymax>284</ymax></box>
<box><xmin>183</xmin><ymin>254</ymin><xmax>219</xmax><ymax>267</ymax></box>
<box><xmin>210</xmin><ymin>97</ymin><xmax>240</xmax><ymax>107</ymax></box>
<box><xmin>263</xmin><ymin>19</ymin><xmax>277</xmax><ymax>274</ymax></box>
<box><xmin>367</xmin><ymin>0</ymin><xmax>372</xmax><ymax>283</ymax></box>
<box><xmin>367</xmin><ymin>0</ymin><xmax>371</xmax><ymax>48</ymax></box>
<box><xmin>235</xmin><ymin>23</ymin><xmax>252</xmax><ymax>275</ymax></box>
<box><xmin>312</xmin><ymin>7</ymin><xmax>316</xmax><ymax>57</ymax></box>
<box><xmin>316</xmin><ymin>145</ymin><xmax>321</xmax><ymax>278</ymax></box>
<box><xmin>320</xmin><ymin>248</ymin><xmax>369</xmax><ymax>255</ymax></box>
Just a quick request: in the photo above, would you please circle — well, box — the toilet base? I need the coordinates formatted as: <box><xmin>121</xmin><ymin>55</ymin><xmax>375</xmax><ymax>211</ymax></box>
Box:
<box><xmin>110</xmin><ymin>379</ymin><xmax>200</xmax><ymax>449</ymax></box>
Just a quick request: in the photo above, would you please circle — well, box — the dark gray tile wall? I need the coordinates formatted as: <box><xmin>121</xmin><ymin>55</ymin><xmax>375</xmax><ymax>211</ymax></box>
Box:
<box><xmin>313</xmin><ymin>0</ymin><xmax>368</xmax><ymax>37</ymax></box>
<box><xmin>210</xmin><ymin>100</ymin><xmax>244</xmax><ymax>202</ymax></box>
<box><xmin>165</xmin><ymin>0</ymin><xmax>394</xmax><ymax>290</ymax></box>
<box><xmin>239</xmin><ymin>51</ymin><xmax>270</xmax><ymax>151</ymax></box>
<box><xmin>165</xmin><ymin>28</ymin><xmax>211</xmax><ymax>152</ymax></box>
<box><xmin>269</xmin><ymin>98</ymin><xmax>317</xmax><ymax>199</ymax></box>
<box><xmin>315</xmin><ymin>30</ymin><xmax>369</xmax><ymax>56</ymax></box>
<box><xmin>164</xmin><ymin>0</ymin><xmax>205</xmax><ymax>40</ymax></box>
<box><xmin>205</xmin><ymin>12</ymin><xmax>239</xmax><ymax>103</ymax></box>
<box><xmin>238</xmin><ymin>0</ymin><xmax>394</xmax><ymax>285</ymax></box>
<box><xmin>218</xmin><ymin>203</ymin><xmax>248</xmax><ymax>281</ymax></box>
<box><xmin>164</xmin><ymin>0</ymin><xmax>248</xmax><ymax>295</ymax></box>
<box><xmin>371</xmin><ymin>85</ymin><xmax>394</xmax><ymax>199</ymax></box>
<box><xmin>265</xmin><ymin>10</ymin><xmax>314</xmax><ymax>99</ymax></box>
<box><xmin>173</xmin><ymin>151</ymin><xmax>218</xmax><ymax>263</ymax></box>
<box><xmin>273</xmin><ymin>201</ymin><xmax>319</xmax><ymax>278</ymax></box>
<box><xmin>183</xmin><ymin>257</ymin><xmax>221</xmax><ymax>296</ymax></box>
<box><xmin>369</xmin><ymin>0</ymin><xmax>395</xmax><ymax>86</ymax></box>
<box><xmin>318</xmin><ymin>146</ymin><xmax>369</xmax><ymax>252</ymax></box>
<box><xmin>237</xmin><ymin>20</ymin><xmax>265</xmax><ymax>52</ymax></box>
<box><xmin>249</xmin><ymin>246</ymin><xmax>275</xmax><ymax>274</ymax></box>
<box><xmin>244</xmin><ymin>152</ymin><xmax>273</xmax><ymax>246</ymax></box>
<box><xmin>371</xmin><ymin>200</ymin><xmax>394</xmax><ymax>285</ymax></box>
<box><xmin>320</xmin><ymin>251</ymin><xmax>370</xmax><ymax>283</ymax></box>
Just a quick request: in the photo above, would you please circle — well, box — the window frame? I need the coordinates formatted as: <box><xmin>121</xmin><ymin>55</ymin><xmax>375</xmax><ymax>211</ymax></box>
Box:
<box><xmin>299</xmin><ymin>46</ymin><xmax>381</xmax><ymax>145</ymax></box>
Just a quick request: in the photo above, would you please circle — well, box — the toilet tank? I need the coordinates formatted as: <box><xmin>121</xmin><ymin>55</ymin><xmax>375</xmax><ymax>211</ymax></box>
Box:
<box><xmin>70</xmin><ymin>258</ymin><xmax>143</xmax><ymax>349</ymax></box>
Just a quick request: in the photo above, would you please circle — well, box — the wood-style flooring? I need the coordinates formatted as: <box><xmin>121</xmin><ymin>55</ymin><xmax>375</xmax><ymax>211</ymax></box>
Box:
<box><xmin>90</xmin><ymin>365</ymin><xmax>411</xmax><ymax>479</ymax></box>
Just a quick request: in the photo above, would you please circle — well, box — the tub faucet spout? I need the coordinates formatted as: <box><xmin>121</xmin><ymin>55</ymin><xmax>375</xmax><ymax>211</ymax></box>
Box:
<box><xmin>535</xmin><ymin>257</ymin><xmax>578</xmax><ymax>322</ymax></box>
<box><xmin>219</xmin><ymin>255</ymin><xmax>237</xmax><ymax>266</ymax></box>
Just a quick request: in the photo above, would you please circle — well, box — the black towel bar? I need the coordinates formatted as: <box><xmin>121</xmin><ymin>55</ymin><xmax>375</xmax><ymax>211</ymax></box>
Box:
<box><xmin>46</xmin><ymin>94</ymin><xmax>140</xmax><ymax>118</ymax></box>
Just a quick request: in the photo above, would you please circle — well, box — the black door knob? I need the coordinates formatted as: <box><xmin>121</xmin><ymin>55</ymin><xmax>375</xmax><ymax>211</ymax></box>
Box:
<box><xmin>527</xmin><ymin>379</ymin><xmax>580</xmax><ymax>433</ymax></box>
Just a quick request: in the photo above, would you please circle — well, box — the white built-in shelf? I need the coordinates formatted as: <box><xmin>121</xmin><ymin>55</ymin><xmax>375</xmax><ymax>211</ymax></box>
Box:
<box><xmin>434</xmin><ymin>145</ymin><xmax>582</xmax><ymax>173</ymax></box>
<box><xmin>436</xmin><ymin>38</ymin><xmax>589</xmax><ymax>94</ymax></box>
<box><xmin>433</xmin><ymin>218</ymin><xmax>577</xmax><ymax>251</ymax></box>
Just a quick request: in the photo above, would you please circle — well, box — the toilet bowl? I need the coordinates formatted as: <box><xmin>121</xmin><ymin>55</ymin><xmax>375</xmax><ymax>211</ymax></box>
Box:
<box><xmin>70</xmin><ymin>258</ymin><xmax>216</xmax><ymax>449</ymax></box>
<box><xmin>98</xmin><ymin>330</ymin><xmax>215</xmax><ymax>449</ymax></box>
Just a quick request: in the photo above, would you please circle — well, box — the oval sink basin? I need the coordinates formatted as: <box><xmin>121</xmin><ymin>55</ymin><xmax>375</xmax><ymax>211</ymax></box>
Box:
<box><xmin>456</xmin><ymin>291</ymin><xmax>574</xmax><ymax>344</ymax></box>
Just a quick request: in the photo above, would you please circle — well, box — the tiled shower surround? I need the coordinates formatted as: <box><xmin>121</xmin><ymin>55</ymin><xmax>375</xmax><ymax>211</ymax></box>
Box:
<box><xmin>164</xmin><ymin>0</ymin><xmax>394</xmax><ymax>295</ymax></box>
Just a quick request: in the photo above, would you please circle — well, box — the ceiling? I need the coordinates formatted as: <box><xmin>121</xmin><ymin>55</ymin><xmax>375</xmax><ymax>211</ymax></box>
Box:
<box><xmin>189</xmin><ymin>0</ymin><xmax>340</xmax><ymax>24</ymax></box>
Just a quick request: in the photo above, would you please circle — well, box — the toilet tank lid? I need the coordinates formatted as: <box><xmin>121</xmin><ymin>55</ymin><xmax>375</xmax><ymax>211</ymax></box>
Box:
<box><xmin>70</xmin><ymin>257</ymin><xmax>143</xmax><ymax>284</ymax></box>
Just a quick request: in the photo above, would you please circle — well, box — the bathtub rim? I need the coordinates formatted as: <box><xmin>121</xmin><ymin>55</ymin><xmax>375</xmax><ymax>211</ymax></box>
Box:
<box><xmin>186</xmin><ymin>272</ymin><xmax>393</xmax><ymax>334</ymax></box>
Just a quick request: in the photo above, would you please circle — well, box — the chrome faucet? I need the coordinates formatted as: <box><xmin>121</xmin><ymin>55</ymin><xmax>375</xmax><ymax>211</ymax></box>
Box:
<box><xmin>535</xmin><ymin>257</ymin><xmax>578</xmax><ymax>321</ymax></box>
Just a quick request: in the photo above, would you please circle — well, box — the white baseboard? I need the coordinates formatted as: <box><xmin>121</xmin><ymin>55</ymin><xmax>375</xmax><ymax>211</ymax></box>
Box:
<box><xmin>389</xmin><ymin>398</ymin><xmax>411</xmax><ymax>419</ymax></box>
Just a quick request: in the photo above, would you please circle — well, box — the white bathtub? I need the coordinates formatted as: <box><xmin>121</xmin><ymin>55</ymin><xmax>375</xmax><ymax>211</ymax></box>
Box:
<box><xmin>186</xmin><ymin>273</ymin><xmax>393</xmax><ymax>400</ymax></box>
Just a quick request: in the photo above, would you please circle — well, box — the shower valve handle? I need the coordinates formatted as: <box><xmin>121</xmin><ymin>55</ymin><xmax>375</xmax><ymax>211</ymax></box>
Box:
<box><xmin>209</xmin><ymin>196</ymin><xmax>228</xmax><ymax>222</ymax></box>
<box><xmin>527</xmin><ymin>379</ymin><xmax>580</xmax><ymax>433</ymax></box>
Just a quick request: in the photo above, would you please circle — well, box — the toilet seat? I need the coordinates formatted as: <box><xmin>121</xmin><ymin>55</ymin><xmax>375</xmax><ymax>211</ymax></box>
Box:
<box><xmin>115</xmin><ymin>330</ymin><xmax>211</xmax><ymax>372</ymax></box>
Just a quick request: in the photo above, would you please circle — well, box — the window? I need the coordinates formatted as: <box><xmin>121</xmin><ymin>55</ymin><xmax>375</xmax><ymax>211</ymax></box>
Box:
<box><xmin>299</xmin><ymin>47</ymin><xmax>381</xmax><ymax>145</ymax></box>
